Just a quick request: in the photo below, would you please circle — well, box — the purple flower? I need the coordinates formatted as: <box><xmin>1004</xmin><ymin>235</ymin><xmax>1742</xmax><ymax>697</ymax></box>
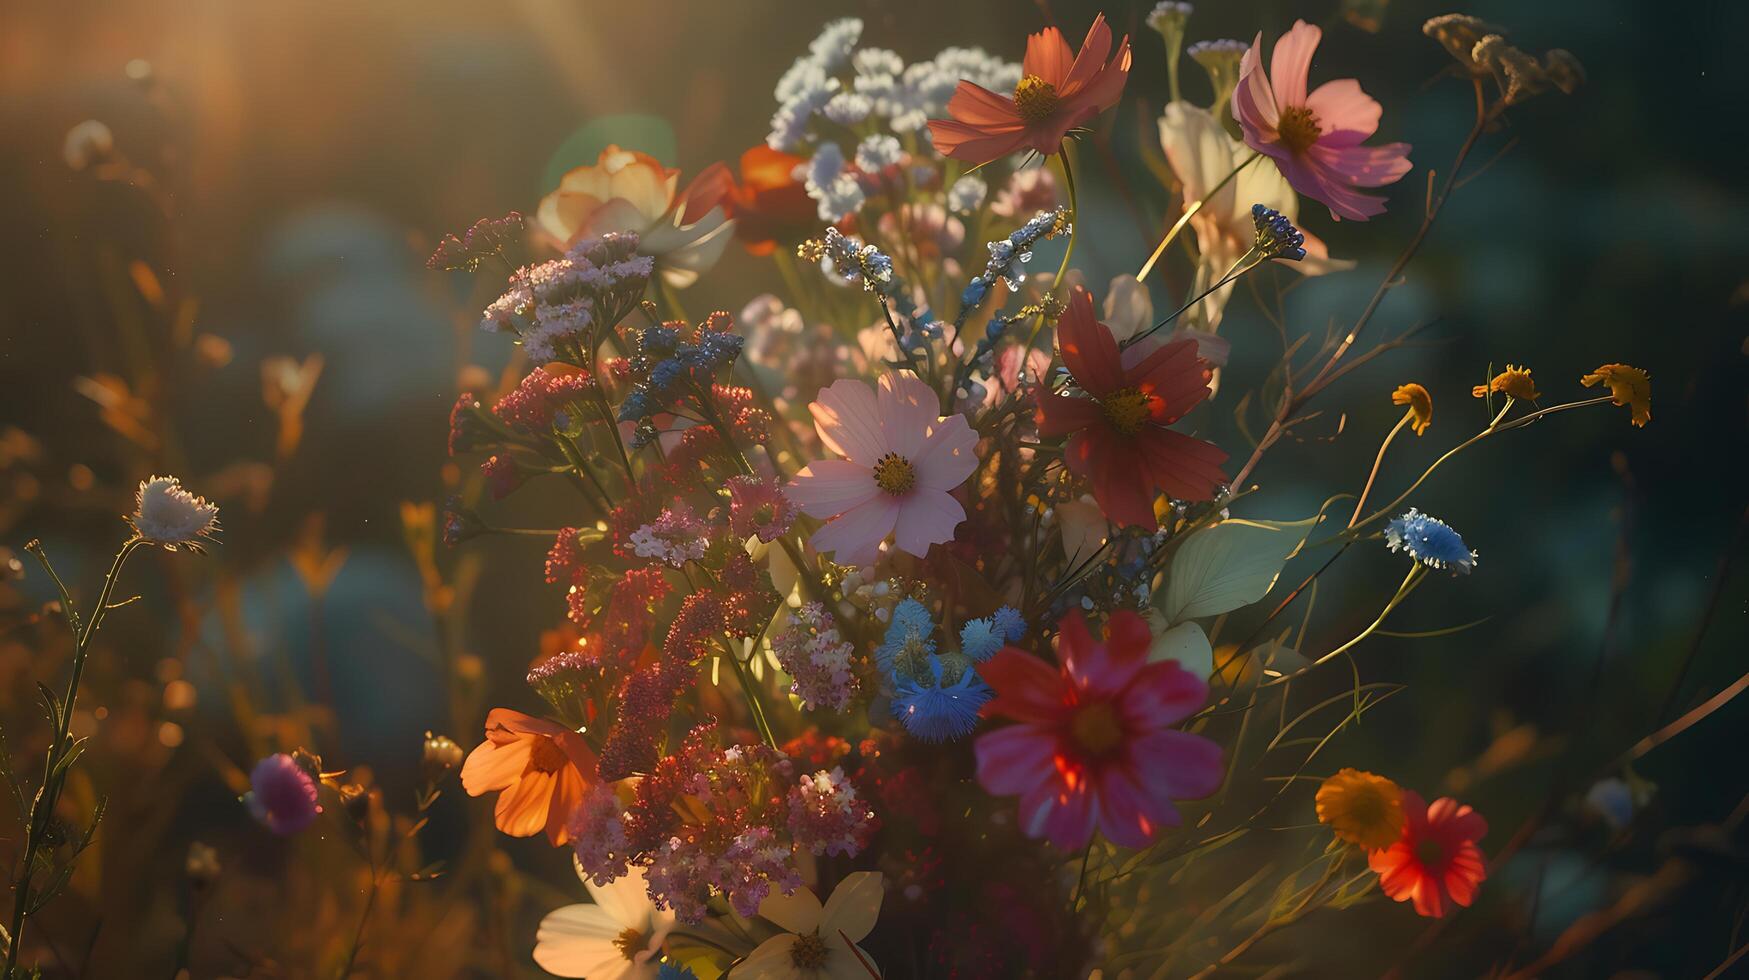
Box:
<box><xmin>246</xmin><ymin>753</ymin><xmax>322</xmax><ymax>835</ymax></box>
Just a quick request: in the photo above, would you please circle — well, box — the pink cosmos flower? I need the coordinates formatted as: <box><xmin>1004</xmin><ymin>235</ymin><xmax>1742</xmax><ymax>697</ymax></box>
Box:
<box><xmin>1233</xmin><ymin>21</ymin><xmax>1412</xmax><ymax>221</ymax></box>
<box><xmin>786</xmin><ymin>373</ymin><xmax>978</xmax><ymax>567</ymax></box>
<box><xmin>975</xmin><ymin>610</ymin><xmax>1224</xmax><ymax>850</ymax></box>
<box><xmin>928</xmin><ymin>14</ymin><xmax>1132</xmax><ymax>165</ymax></box>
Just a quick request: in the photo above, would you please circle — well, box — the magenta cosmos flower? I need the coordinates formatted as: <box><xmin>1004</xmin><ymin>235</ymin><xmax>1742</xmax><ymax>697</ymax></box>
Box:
<box><xmin>786</xmin><ymin>373</ymin><xmax>978</xmax><ymax>567</ymax></box>
<box><xmin>975</xmin><ymin>610</ymin><xmax>1223</xmax><ymax>850</ymax></box>
<box><xmin>1233</xmin><ymin>21</ymin><xmax>1412</xmax><ymax>221</ymax></box>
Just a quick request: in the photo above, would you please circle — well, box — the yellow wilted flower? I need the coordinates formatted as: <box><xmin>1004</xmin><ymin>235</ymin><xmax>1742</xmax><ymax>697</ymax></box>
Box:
<box><xmin>1472</xmin><ymin>364</ymin><xmax>1539</xmax><ymax>402</ymax></box>
<box><xmin>1581</xmin><ymin>363</ymin><xmax>1651</xmax><ymax>427</ymax></box>
<box><xmin>1316</xmin><ymin>768</ymin><xmax>1406</xmax><ymax>851</ymax></box>
<box><xmin>1391</xmin><ymin>383</ymin><xmax>1433</xmax><ymax>436</ymax></box>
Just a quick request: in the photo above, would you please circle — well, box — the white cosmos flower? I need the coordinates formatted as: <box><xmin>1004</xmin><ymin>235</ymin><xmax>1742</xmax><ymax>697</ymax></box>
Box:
<box><xmin>534</xmin><ymin>863</ymin><xmax>675</xmax><ymax>980</ymax></box>
<box><xmin>129</xmin><ymin>476</ymin><xmax>219</xmax><ymax>552</ymax></box>
<box><xmin>739</xmin><ymin>872</ymin><xmax>883</xmax><ymax>980</ymax></box>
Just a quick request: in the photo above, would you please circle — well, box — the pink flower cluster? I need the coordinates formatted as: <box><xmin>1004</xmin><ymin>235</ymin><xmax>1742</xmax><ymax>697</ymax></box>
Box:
<box><xmin>479</xmin><ymin>232</ymin><xmax>653</xmax><ymax>362</ymax></box>
<box><xmin>770</xmin><ymin>602</ymin><xmax>859</xmax><ymax>711</ymax></box>
<box><xmin>572</xmin><ymin>723</ymin><xmax>876</xmax><ymax>922</ymax></box>
<box><xmin>629</xmin><ymin>505</ymin><xmax>710</xmax><ymax>566</ymax></box>
<box><xmin>493</xmin><ymin>365</ymin><xmax>597</xmax><ymax>432</ymax></box>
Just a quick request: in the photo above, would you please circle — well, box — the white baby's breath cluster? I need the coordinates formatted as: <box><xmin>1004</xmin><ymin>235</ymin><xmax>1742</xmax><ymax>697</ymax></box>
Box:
<box><xmin>767</xmin><ymin>19</ymin><xmax>1020</xmax><ymax>224</ymax></box>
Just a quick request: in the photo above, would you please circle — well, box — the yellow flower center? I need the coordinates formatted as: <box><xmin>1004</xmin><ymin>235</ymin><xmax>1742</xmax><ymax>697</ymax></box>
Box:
<box><xmin>872</xmin><ymin>452</ymin><xmax>916</xmax><ymax>496</ymax></box>
<box><xmin>1012</xmin><ymin>74</ymin><xmax>1061</xmax><ymax>124</ymax></box>
<box><xmin>523</xmin><ymin>735</ymin><xmax>568</xmax><ymax>776</ymax></box>
<box><xmin>1277</xmin><ymin>105</ymin><xmax>1322</xmax><ymax>154</ymax></box>
<box><xmin>790</xmin><ymin>930</ymin><xmax>831</xmax><ymax>969</ymax></box>
<box><xmin>612</xmin><ymin>927</ymin><xmax>645</xmax><ymax>961</ymax></box>
<box><xmin>1100</xmin><ymin>387</ymin><xmax>1153</xmax><ymax>436</ymax></box>
<box><xmin>1069</xmin><ymin>702</ymin><xmax>1125</xmax><ymax>758</ymax></box>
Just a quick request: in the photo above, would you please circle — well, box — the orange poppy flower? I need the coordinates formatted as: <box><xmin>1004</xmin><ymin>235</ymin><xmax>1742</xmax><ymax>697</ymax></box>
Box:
<box><xmin>727</xmin><ymin>145</ymin><xmax>817</xmax><ymax>256</ymax></box>
<box><xmin>928</xmin><ymin>13</ymin><xmax>1132</xmax><ymax>165</ymax></box>
<box><xmin>461</xmin><ymin>707</ymin><xmax>596</xmax><ymax>846</ymax></box>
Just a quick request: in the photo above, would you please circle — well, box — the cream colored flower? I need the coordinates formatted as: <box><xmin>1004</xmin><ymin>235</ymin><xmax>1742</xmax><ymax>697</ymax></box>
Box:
<box><xmin>533</xmin><ymin>864</ymin><xmax>675</xmax><ymax>980</ymax></box>
<box><xmin>1158</xmin><ymin>102</ymin><xmax>1351</xmax><ymax>329</ymax></box>
<box><xmin>740</xmin><ymin>871</ymin><xmax>883</xmax><ymax>979</ymax></box>
<box><xmin>536</xmin><ymin>145</ymin><xmax>734</xmax><ymax>288</ymax></box>
<box><xmin>129</xmin><ymin>476</ymin><xmax>219</xmax><ymax>552</ymax></box>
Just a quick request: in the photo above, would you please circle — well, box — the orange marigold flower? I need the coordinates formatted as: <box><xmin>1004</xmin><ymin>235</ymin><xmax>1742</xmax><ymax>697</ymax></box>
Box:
<box><xmin>462</xmin><ymin>708</ymin><xmax>596</xmax><ymax>846</ymax></box>
<box><xmin>1316</xmin><ymin>768</ymin><xmax>1405</xmax><ymax>851</ymax></box>
<box><xmin>1471</xmin><ymin>364</ymin><xmax>1538</xmax><ymax>402</ymax></box>
<box><xmin>1391</xmin><ymin>383</ymin><xmax>1433</xmax><ymax>436</ymax></box>
<box><xmin>1580</xmin><ymin>363</ymin><xmax>1651</xmax><ymax>427</ymax></box>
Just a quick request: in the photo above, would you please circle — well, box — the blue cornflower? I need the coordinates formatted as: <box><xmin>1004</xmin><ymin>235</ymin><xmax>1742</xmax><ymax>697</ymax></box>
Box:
<box><xmin>891</xmin><ymin>655</ymin><xmax>992</xmax><ymax>742</ymax></box>
<box><xmin>959</xmin><ymin>617</ymin><xmax>1003</xmax><ymax>662</ymax></box>
<box><xmin>1251</xmin><ymin>204</ymin><xmax>1307</xmax><ymax>262</ymax></box>
<box><xmin>1384</xmin><ymin>508</ymin><xmax>1477</xmax><ymax>573</ymax></box>
<box><xmin>875</xmin><ymin>598</ymin><xmax>935</xmax><ymax>674</ymax></box>
<box><xmin>991</xmin><ymin>606</ymin><xmax>1026</xmax><ymax>643</ymax></box>
<box><xmin>657</xmin><ymin>964</ymin><xmax>699</xmax><ymax>980</ymax></box>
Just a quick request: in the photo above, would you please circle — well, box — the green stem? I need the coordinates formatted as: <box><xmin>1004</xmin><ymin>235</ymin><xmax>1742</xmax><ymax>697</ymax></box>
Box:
<box><xmin>727</xmin><ymin>649</ymin><xmax>778</xmax><ymax>750</ymax></box>
<box><xmin>1021</xmin><ymin>146</ymin><xmax>1081</xmax><ymax>355</ymax></box>
<box><xmin>1137</xmin><ymin>151</ymin><xmax>1261</xmax><ymax>282</ymax></box>
<box><xmin>7</xmin><ymin>537</ymin><xmax>144</xmax><ymax>974</ymax></box>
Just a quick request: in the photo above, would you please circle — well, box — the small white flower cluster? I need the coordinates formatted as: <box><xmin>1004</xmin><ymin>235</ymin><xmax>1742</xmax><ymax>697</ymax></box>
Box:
<box><xmin>947</xmin><ymin>175</ymin><xmax>988</xmax><ymax>214</ymax></box>
<box><xmin>981</xmin><ymin>207</ymin><xmax>1072</xmax><ymax>289</ymax></box>
<box><xmin>798</xmin><ymin>228</ymin><xmax>894</xmax><ymax>294</ymax></box>
<box><xmin>800</xmin><ymin>142</ymin><xmax>864</xmax><ymax>222</ymax></box>
<box><xmin>767</xmin><ymin>20</ymin><xmax>1019</xmax><ymax>223</ymax></box>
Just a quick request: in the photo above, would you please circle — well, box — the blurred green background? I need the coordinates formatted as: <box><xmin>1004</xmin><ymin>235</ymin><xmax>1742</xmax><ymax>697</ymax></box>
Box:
<box><xmin>1</xmin><ymin>0</ymin><xmax>1745</xmax><ymax>976</ymax></box>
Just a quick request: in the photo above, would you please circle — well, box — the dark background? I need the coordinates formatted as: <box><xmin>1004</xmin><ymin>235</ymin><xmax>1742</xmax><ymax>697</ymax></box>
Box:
<box><xmin>2</xmin><ymin>0</ymin><xmax>1745</xmax><ymax>976</ymax></box>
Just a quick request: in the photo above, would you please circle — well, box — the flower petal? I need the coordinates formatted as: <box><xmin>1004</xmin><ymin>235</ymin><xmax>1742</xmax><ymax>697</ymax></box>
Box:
<box><xmin>1023</xmin><ymin>25</ymin><xmax>1075</xmax><ymax>86</ymax></box>
<box><xmin>757</xmin><ymin>887</ymin><xmax>823</xmax><ymax>935</ymax></box>
<box><xmin>533</xmin><ymin>904</ymin><xmax>632</xmax><ymax>979</ymax></box>
<box><xmin>1304</xmin><ymin>78</ymin><xmax>1381</xmax><ymax>144</ymax></box>
<box><xmin>1056</xmin><ymin>286</ymin><xmax>1124</xmax><ymax>395</ymax></box>
<box><xmin>979</xmin><ymin>648</ymin><xmax>1068</xmax><ymax>724</ymax></box>
<box><xmin>1268</xmin><ymin>20</ymin><xmax>1322</xmax><ymax>109</ymax></box>
<box><xmin>819</xmin><ymin>871</ymin><xmax>885</xmax><ymax>943</ymax></box>
<box><xmin>975</xmin><ymin>725</ymin><xmax>1060</xmax><ymax>795</ymax></box>
<box><xmin>910</xmin><ymin>414</ymin><xmax>978</xmax><ymax>491</ymax></box>
<box><xmin>892</xmin><ymin>490</ymin><xmax>965</xmax><ymax>558</ymax></box>
<box><xmin>876</xmin><ymin>372</ymin><xmax>938</xmax><ymax>460</ymax></box>
<box><xmin>787</xmin><ymin>459</ymin><xmax>878</xmax><ymax>519</ymax></box>
<box><xmin>809</xmin><ymin>496</ymin><xmax>899</xmax><ymax>567</ymax></box>
<box><xmin>811</xmin><ymin>378</ymin><xmax>885</xmax><ymax>463</ymax></box>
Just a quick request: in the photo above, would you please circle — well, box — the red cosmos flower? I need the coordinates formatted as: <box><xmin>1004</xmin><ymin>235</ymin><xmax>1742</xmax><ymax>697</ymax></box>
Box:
<box><xmin>928</xmin><ymin>13</ymin><xmax>1132</xmax><ymax>165</ymax></box>
<box><xmin>974</xmin><ymin>610</ymin><xmax>1223</xmax><ymax>850</ymax></box>
<box><xmin>1368</xmin><ymin>791</ymin><xmax>1489</xmax><ymax>918</ymax></box>
<box><xmin>461</xmin><ymin>708</ymin><xmax>596</xmax><ymax>846</ymax></box>
<box><xmin>1036</xmin><ymin>287</ymin><xmax>1227</xmax><ymax>529</ymax></box>
<box><xmin>725</xmin><ymin>145</ymin><xmax>816</xmax><ymax>256</ymax></box>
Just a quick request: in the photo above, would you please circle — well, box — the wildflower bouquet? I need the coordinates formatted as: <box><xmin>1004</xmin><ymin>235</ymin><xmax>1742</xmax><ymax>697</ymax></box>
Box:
<box><xmin>421</xmin><ymin>7</ymin><xmax>1644</xmax><ymax>978</ymax></box>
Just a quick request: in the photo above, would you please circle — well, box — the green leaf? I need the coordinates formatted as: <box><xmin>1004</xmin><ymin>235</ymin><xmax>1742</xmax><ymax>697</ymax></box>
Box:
<box><xmin>1146</xmin><ymin>616</ymin><xmax>1213</xmax><ymax>679</ymax></box>
<box><xmin>1158</xmin><ymin>516</ymin><xmax>1322</xmax><ymax>623</ymax></box>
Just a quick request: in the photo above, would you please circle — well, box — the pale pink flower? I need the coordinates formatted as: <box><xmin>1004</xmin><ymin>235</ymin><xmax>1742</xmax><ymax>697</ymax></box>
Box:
<box><xmin>786</xmin><ymin>374</ymin><xmax>978</xmax><ymax>567</ymax></box>
<box><xmin>1233</xmin><ymin>21</ymin><xmax>1412</xmax><ymax>221</ymax></box>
